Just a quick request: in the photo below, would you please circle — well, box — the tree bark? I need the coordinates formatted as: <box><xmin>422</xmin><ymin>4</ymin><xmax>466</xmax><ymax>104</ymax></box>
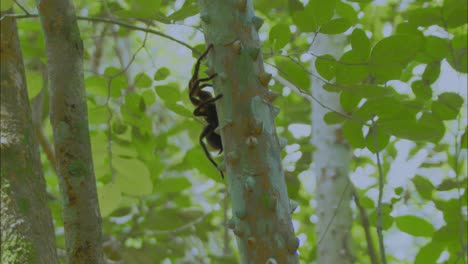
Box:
<box><xmin>310</xmin><ymin>34</ymin><xmax>354</xmax><ymax>264</ymax></box>
<box><xmin>0</xmin><ymin>9</ymin><xmax>59</xmax><ymax>264</ymax></box>
<box><xmin>36</xmin><ymin>0</ymin><xmax>104</xmax><ymax>263</ymax></box>
<box><xmin>197</xmin><ymin>1</ymin><xmax>298</xmax><ymax>263</ymax></box>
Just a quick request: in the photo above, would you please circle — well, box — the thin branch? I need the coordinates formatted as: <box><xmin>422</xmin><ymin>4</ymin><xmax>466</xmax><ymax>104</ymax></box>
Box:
<box><xmin>352</xmin><ymin>186</ymin><xmax>379</xmax><ymax>264</ymax></box>
<box><xmin>452</xmin><ymin>121</ymin><xmax>468</xmax><ymax>264</ymax></box>
<box><xmin>316</xmin><ymin>181</ymin><xmax>351</xmax><ymax>245</ymax></box>
<box><xmin>13</xmin><ymin>0</ymin><xmax>30</xmax><ymax>15</ymax></box>
<box><xmin>145</xmin><ymin>212</ymin><xmax>210</xmax><ymax>236</ymax></box>
<box><xmin>0</xmin><ymin>13</ymin><xmax>198</xmax><ymax>55</ymax></box>
<box><xmin>272</xmin><ymin>72</ymin><xmax>368</xmax><ymax>127</ymax></box>
<box><xmin>77</xmin><ymin>16</ymin><xmax>197</xmax><ymax>54</ymax></box>
<box><xmin>372</xmin><ymin>119</ymin><xmax>387</xmax><ymax>264</ymax></box>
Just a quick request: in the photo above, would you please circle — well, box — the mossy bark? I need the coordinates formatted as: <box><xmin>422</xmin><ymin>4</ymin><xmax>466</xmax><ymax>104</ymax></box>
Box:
<box><xmin>0</xmin><ymin>9</ymin><xmax>59</xmax><ymax>264</ymax></box>
<box><xmin>197</xmin><ymin>1</ymin><xmax>299</xmax><ymax>263</ymax></box>
<box><xmin>36</xmin><ymin>0</ymin><xmax>104</xmax><ymax>263</ymax></box>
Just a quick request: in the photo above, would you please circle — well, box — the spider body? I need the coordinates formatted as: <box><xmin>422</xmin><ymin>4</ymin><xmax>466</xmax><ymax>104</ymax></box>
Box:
<box><xmin>189</xmin><ymin>44</ymin><xmax>224</xmax><ymax>178</ymax></box>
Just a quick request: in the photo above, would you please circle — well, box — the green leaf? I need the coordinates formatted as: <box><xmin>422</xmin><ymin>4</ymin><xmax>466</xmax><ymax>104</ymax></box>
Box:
<box><xmin>343</xmin><ymin>85</ymin><xmax>396</xmax><ymax>99</ymax></box>
<box><xmin>26</xmin><ymin>71</ymin><xmax>43</xmax><ymax>100</ymax></box>
<box><xmin>320</xmin><ymin>18</ymin><xmax>352</xmax><ymax>34</ymax></box>
<box><xmin>415</xmin><ymin>241</ymin><xmax>444</xmax><ymax>264</ymax></box>
<box><xmin>343</xmin><ymin>120</ymin><xmax>365</xmax><ymax>148</ymax></box>
<box><xmin>124</xmin><ymin>93</ymin><xmax>142</xmax><ymax>114</ymax></box>
<box><xmin>378</xmin><ymin>112</ymin><xmax>445</xmax><ymax>143</ymax></box>
<box><xmin>309</xmin><ymin>0</ymin><xmax>337</xmax><ymax>26</ymax></box>
<box><xmin>370</xmin><ymin>34</ymin><xmax>422</xmax><ymax>81</ymax></box>
<box><xmin>114</xmin><ymin>157</ymin><xmax>153</xmax><ymax>196</ymax></box>
<box><xmin>154</xmin><ymin>67</ymin><xmax>171</xmax><ymax>81</ymax></box>
<box><xmin>394</xmin><ymin>187</ymin><xmax>404</xmax><ymax>196</ymax></box>
<box><xmin>340</xmin><ymin>91</ymin><xmax>361</xmax><ymax>112</ymax></box>
<box><xmin>157</xmin><ymin>177</ymin><xmax>192</xmax><ymax>193</ymax></box>
<box><xmin>167</xmin><ymin>0</ymin><xmax>198</xmax><ymax>22</ymax></box>
<box><xmin>424</xmin><ymin>36</ymin><xmax>449</xmax><ymax>60</ymax></box>
<box><xmin>336</xmin><ymin>50</ymin><xmax>368</xmax><ymax>84</ymax></box>
<box><xmin>269</xmin><ymin>23</ymin><xmax>291</xmax><ymax>50</ymax></box>
<box><xmin>86</xmin><ymin>75</ymin><xmax>108</xmax><ymax>97</ymax></box>
<box><xmin>365</xmin><ymin>127</ymin><xmax>390</xmax><ymax>153</ymax></box>
<box><xmin>1</xmin><ymin>0</ymin><xmax>13</xmax><ymax>11</ymax></box>
<box><xmin>411</xmin><ymin>80</ymin><xmax>432</xmax><ymax>100</ymax></box>
<box><xmin>183</xmin><ymin>147</ymin><xmax>222</xmax><ymax>180</ymax></box>
<box><xmin>141</xmin><ymin>90</ymin><xmax>155</xmax><ymax>107</ymax></box>
<box><xmin>155</xmin><ymin>82</ymin><xmax>181</xmax><ymax>104</ymax></box>
<box><xmin>292</xmin><ymin>12</ymin><xmax>317</xmax><ymax>32</ymax></box>
<box><xmin>288</xmin><ymin>0</ymin><xmax>304</xmax><ymax>13</ymax></box>
<box><xmin>276</xmin><ymin>57</ymin><xmax>310</xmax><ymax>90</ymax></box>
<box><xmin>336</xmin><ymin>2</ymin><xmax>358</xmax><ymax>24</ymax></box>
<box><xmin>422</xmin><ymin>61</ymin><xmax>441</xmax><ymax>84</ymax></box>
<box><xmin>395</xmin><ymin>215</ymin><xmax>435</xmax><ymax>237</ymax></box>
<box><xmin>315</xmin><ymin>54</ymin><xmax>337</xmax><ymax>80</ymax></box>
<box><xmin>116</xmin><ymin>0</ymin><xmax>161</xmax><ymax>19</ymax></box>
<box><xmin>323</xmin><ymin>112</ymin><xmax>347</xmax><ymax>124</ymax></box>
<box><xmin>436</xmin><ymin>178</ymin><xmax>461</xmax><ymax>191</ymax></box>
<box><xmin>431</xmin><ymin>92</ymin><xmax>464</xmax><ymax>120</ymax></box>
<box><xmin>104</xmin><ymin>67</ymin><xmax>127</xmax><ymax>97</ymax></box>
<box><xmin>166</xmin><ymin>103</ymin><xmax>193</xmax><ymax>117</ymax></box>
<box><xmin>369</xmin><ymin>204</ymin><xmax>394</xmax><ymax>230</ymax></box>
<box><xmin>98</xmin><ymin>183</ymin><xmax>122</xmax><ymax>217</ymax></box>
<box><xmin>448</xmin><ymin>34</ymin><xmax>467</xmax><ymax>73</ymax></box>
<box><xmin>360</xmin><ymin>196</ymin><xmax>375</xmax><ymax>209</ymax></box>
<box><xmin>88</xmin><ymin>103</ymin><xmax>109</xmax><ymax>125</ymax></box>
<box><xmin>406</xmin><ymin>7</ymin><xmax>442</xmax><ymax>27</ymax></box>
<box><xmin>442</xmin><ymin>0</ymin><xmax>468</xmax><ymax>28</ymax></box>
<box><xmin>412</xmin><ymin>175</ymin><xmax>433</xmax><ymax>200</ymax></box>
<box><xmin>350</xmin><ymin>28</ymin><xmax>370</xmax><ymax>60</ymax></box>
<box><xmin>461</xmin><ymin>126</ymin><xmax>467</xmax><ymax>149</ymax></box>
<box><xmin>134</xmin><ymin>73</ymin><xmax>152</xmax><ymax>88</ymax></box>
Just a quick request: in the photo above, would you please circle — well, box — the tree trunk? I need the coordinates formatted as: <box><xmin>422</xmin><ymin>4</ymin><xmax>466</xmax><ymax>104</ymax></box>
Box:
<box><xmin>310</xmin><ymin>34</ymin><xmax>354</xmax><ymax>264</ymax></box>
<box><xmin>0</xmin><ymin>9</ymin><xmax>59</xmax><ymax>264</ymax></box>
<box><xmin>197</xmin><ymin>1</ymin><xmax>298</xmax><ymax>263</ymax></box>
<box><xmin>36</xmin><ymin>1</ymin><xmax>104</xmax><ymax>263</ymax></box>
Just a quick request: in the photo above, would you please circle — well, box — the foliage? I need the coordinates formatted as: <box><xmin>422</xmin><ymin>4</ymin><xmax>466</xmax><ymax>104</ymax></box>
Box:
<box><xmin>6</xmin><ymin>0</ymin><xmax>466</xmax><ymax>262</ymax></box>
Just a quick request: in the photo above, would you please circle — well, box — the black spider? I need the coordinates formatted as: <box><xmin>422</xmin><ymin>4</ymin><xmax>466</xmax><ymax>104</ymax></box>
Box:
<box><xmin>189</xmin><ymin>44</ymin><xmax>224</xmax><ymax>178</ymax></box>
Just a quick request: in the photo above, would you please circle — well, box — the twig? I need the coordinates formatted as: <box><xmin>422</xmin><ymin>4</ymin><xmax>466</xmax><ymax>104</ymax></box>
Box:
<box><xmin>372</xmin><ymin>119</ymin><xmax>387</xmax><ymax>264</ymax></box>
<box><xmin>145</xmin><ymin>212</ymin><xmax>210</xmax><ymax>236</ymax></box>
<box><xmin>352</xmin><ymin>186</ymin><xmax>379</xmax><ymax>264</ymax></box>
<box><xmin>13</xmin><ymin>0</ymin><xmax>30</xmax><ymax>15</ymax></box>
<box><xmin>0</xmin><ymin>13</ymin><xmax>198</xmax><ymax>55</ymax></box>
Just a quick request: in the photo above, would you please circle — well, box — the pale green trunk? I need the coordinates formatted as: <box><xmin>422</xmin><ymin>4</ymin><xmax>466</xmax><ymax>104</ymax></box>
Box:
<box><xmin>310</xmin><ymin>34</ymin><xmax>354</xmax><ymax>264</ymax></box>
<box><xmin>197</xmin><ymin>1</ymin><xmax>299</xmax><ymax>263</ymax></box>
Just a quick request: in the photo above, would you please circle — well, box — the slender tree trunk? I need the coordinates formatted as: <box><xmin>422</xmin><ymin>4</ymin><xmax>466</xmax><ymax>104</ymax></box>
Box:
<box><xmin>310</xmin><ymin>34</ymin><xmax>354</xmax><ymax>264</ymax></box>
<box><xmin>36</xmin><ymin>1</ymin><xmax>104</xmax><ymax>263</ymax></box>
<box><xmin>197</xmin><ymin>1</ymin><xmax>298</xmax><ymax>263</ymax></box>
<box><xmin>0</xmin><ymin>9</ymin><xmax>59</xmax><ymax>264</ymax></box>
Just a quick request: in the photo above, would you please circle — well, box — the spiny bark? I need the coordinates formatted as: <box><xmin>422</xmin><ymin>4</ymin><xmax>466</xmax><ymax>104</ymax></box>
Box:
<box><xmin>36</xmin><ymin>0</ymin><xmax>104</xmax><ymax>263</ymax></box>
<box><xmin>0</xmin><ymin>9</ymin><xmax>59</xmax><ymax>264</ymax></box>
<box><xmin>197</xmin><ymin>1</ymin><xmax>299</xmax><ymax>263</ymax></box>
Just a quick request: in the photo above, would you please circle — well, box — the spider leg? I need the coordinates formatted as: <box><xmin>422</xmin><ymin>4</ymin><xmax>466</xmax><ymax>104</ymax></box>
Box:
<box><xmin>200</xmin><ymin>124</ymin><xmax>224</xmax><ymax>179</ymax></box>
<box><xmin>193</xmin><ymin>94</ymin><xmax>223</xmax><ymax>116</ymax></box>
<box><xmin>189</xmin><ymin>73</ymin><xmax>218</xmax><ymax>98</ymax></box>
<box><xmin>190</xmin><ymin>44</ymin><xmax>214</xmax><ymax>88</ymax></box>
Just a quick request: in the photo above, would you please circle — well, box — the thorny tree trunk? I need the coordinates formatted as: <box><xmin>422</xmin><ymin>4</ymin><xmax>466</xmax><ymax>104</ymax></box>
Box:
<box><xmin>310</xmin><ymin>34</ymin><xmax>354</xmax><ymax>264</ymax></box>
<box><xmin>36</xmin><ymin>0</ymin><xmax>104</xmax><ymax>263</ymax></box>
<box><xmin>0</xmin><ymin>9</ymin><xmax>59</xmax><ymax>264</ymax></box>
<box><xmin>197</xmin><ymin>1</ymin><xmax>299</xmax><ymax>263</ymax></box>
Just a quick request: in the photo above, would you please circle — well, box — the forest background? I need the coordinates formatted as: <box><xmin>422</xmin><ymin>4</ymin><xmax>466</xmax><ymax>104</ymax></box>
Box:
<box><xmin>0</xmin><ymin>0</ymin><xmax>467</xmax><ymax>263</ymax></box>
